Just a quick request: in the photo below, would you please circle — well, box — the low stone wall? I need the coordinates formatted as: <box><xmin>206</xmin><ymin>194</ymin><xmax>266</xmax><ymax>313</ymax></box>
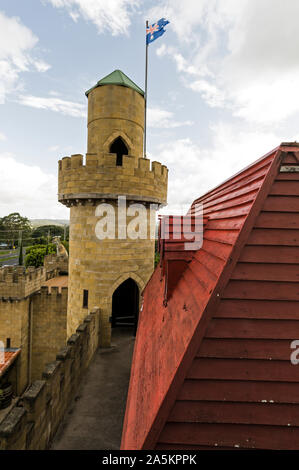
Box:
<box><xmin>31</xmin><ymin>286</ymin><xmax>68</xmax><ymax>382</ymax></box>
<box><xmin>44</xmin><ymin>253</ymin><xmax>68</xmax><ymax>275</ymax></box>
<box><xmin>0</xmin><ymin>307</ymin><xmax>100</xmax><ymax>450</ymax></box>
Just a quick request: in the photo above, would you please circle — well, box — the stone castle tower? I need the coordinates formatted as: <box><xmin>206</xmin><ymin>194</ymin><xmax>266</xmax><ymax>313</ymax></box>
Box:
<box><xmin>58</xmin><ymin>70</ymin><xmax>168</xmax><ymax>346</ymax></box>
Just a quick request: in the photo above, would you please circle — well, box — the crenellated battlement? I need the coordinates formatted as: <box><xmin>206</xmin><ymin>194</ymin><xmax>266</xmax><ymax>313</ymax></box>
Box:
<box><xmin>0</xmin><ymin>254</ymin><xmax>66</xmax><ymax>300</ymax></box>
<box><xmin>58</xmin><ymin>153</ymin><xmax>168</xmax><ymax>207</ymax></box>
<box><xmin>0</xmin><ymin>266</ymin><xmax>46</xmax><ymax>300</ymax></box>
<box><xmin>44</xmin><ymin>253</ymin><xmax>68</xmax><ymax>275</ymax></box>
<box><xmin>39</xmin><ymin>285</ymin><xmax>68</xmax><ymax>296</ymax></box>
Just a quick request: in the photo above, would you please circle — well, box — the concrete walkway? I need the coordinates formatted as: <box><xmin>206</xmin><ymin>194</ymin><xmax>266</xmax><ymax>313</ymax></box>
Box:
<box><xmin>50</xmin><ymin>328</ymin><xmax>135</xmax><ymax>450</ymax></box>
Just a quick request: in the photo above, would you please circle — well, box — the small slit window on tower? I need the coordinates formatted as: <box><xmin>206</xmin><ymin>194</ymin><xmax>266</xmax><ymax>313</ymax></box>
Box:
<box><xmin>110</xmin><ymin>137</ymin><xmax>128</xmax><ymax>166</ymax></box>
<box><xmin>6</xmin><ymin>338</ymin><xmax>11</xmax><ymax>349</ymax></box>
<box><xmin>83</xmin><ymin>289</ymin><xmax>89</xmax><ymax>309</ymax></box>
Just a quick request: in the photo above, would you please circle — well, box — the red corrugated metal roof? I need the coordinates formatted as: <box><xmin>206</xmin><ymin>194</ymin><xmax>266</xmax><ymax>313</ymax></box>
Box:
<box><xmin>0</xmin><ymin>349</ymin><xmax>20</xmax><ymax>377</ymax></box>
<box><xmin>121</xmin><ymin>142</ymin><xmax>298</xmax><ymax>450</ymax></box>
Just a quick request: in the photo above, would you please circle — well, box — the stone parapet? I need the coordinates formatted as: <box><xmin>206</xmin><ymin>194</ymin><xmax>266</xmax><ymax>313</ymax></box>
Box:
<box><xmin>0</xmin><ymin>254</ymin><xmax>66</xmax><ymax>300</ymax></box>
<box><xmin>58</xmin><ymin>155</ymin><xmax>168</xmax><ymax>206</ymax></box>
<box><xmin>0</xmin><ymin>308</ymin><xmax>100</xmax><ymax>450</ymax></box>
<box><xmin>0</xmin><ymin>266</ymin><xmax>45</xmax><ymax>300</ymax></box>
<box><xmin>44</xmin><ymin>253</ymin><xmax>68</xmax><ymax>275</ymax></box>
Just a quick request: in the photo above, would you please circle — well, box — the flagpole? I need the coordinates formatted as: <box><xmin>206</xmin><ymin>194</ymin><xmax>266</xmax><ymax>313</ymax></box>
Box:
<box><xmin>144</xmin><ymin>20</ymin><xmax>149</xmax><ymax>159</ymax></box>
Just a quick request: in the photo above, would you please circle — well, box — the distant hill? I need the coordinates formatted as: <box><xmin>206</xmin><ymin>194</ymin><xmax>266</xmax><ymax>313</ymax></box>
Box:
<box><xmin>30</xmin><ymin>219</ymin><xmax>69</xmax><ymax>228</ymax></box>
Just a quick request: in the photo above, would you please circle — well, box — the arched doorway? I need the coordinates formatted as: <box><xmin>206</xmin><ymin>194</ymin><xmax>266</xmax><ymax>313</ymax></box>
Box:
<box><xmin>110</xmin><ymin>137</ymin><xmax>128</xmax><ymax>166</ymax></box>
<box><xmin>111</xmin><ymin>278</ymin><xmax>139</xmax><ymax>333</ymax></box>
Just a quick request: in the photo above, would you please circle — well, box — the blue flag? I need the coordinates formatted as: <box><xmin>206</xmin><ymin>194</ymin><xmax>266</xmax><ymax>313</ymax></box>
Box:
<box><xmin>146</xmin><ymin>18</ymin><xmax>170</xmax><ymax>45</ymax></box>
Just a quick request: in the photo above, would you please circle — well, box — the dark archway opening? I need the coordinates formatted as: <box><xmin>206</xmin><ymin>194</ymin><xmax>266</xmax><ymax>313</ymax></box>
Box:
<box><xmin>110</xmin><ymin>137</ymin><xmax>128</xmax><ymax>166</ymax></box>
<box><xmin>112</xmin><ymin>278</ymin><xmax>139</xmax><ymax>334</ymax></box>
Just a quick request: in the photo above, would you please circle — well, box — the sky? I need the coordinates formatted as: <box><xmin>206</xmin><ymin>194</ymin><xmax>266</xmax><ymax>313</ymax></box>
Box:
<box><xmin>1</xmin><ymin>0</ymin><xmax>299</xmax><ymax>219</ymax></box>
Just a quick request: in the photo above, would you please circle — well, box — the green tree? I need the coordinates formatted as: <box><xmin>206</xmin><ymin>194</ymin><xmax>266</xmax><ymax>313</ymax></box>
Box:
<box><xmin>25</xmin><ymin>249</ymin><xmax>45</xmax><ymax>268</ymax></box>
<box><xmin>18</xmin><ymin>240</ymin><xmax>23</xmax><ymax>266</ymax></box>
<box><xmin>31</xmin><ymin>225</ymin><xmax>69</xmax><ymax>241</ymax></box>
<box><xmin>26</xmin><ymin>244</ymin><xmax>50</xmax><ymax>254</ymax></box>
<box><xmin>25</xmin><ymin>244</ymin><xmax>56</xmax><ymax>268</ymax></box>
<box><xmin>32</xmin><ymin>236</ymin><xmax>47</xmax><ymax>245</ymax></box>
<box><xmin>0</xmin><ymin>213</ymin><xmax>32</xmax><ymax>247</ymax></box>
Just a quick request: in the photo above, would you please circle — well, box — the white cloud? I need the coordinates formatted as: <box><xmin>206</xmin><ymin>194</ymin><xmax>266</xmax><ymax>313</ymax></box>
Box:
<box><xmin>17</xmin><ymin>98</ymin><xmax>190</xmax><ymax>124</ymax></box>
<box><xmin>157</xmin><ymin>122</ymin><xmax>281</xmax><ymax>214</ymax></box>
<box><xmin>47</xmin><ymin>0</ymin><xmax>140</xmax><ymax>35</ymax></box>
<box><xmin>34</xmin><ymin>60</ymin><xmax>51</xmax><ymax>73</ymax></box>
<box><xmin>0</xmin><ymin>11</ymin><xmax>50</xmax><ymax>103</ymax></box>
<box><xmin>49</xmin><ymin>145</ymin><xmax>60</xmax><ymax>152</ymax></box>
<box><xmin>148</xmin><ymin>0</ymin><xmax>216</xmax><ymax>45</ymax></box>
<box><xmin>151</xmin><ymin>0</ymin><xmax>299</xmax><ymax>125</ymax></box>
<box><xmin>188</xmin><ymin>79</ymin><xmax>226</xmax><ymax>108</ymax></box>
<box><xmin>148</xmin><ymin>107</ymin><xmax>193</xmax><ymax>129</ymax></box>
<box><xmin>48</xmin><ymin>90</ymin><xmax>63</xmax><ymax>97</ymax></box>
<box><xmin>0</xmin><ymin>152</ymin><xmax>68</xmax><ymax>219</ymax></box>
<box><xmin>157</xmin><ymin>44</ymin><xmax>209</xmax><ymax>78</ymax></box>
<box><xmin>0</xmin><ymin>132</ymin><xmax>6</xmax><ymax>142</ymax></box>
<box><xmin>17</xmin><ymin>94</ymin><xmax>86</xmax><ymax>118</ymax></box>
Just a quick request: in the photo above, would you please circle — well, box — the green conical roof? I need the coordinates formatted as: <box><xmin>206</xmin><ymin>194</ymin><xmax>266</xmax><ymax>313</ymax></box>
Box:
<box><xmin>85</xmin><ymin>70</ymin><xmax>144</xmax><ymax>97</ymax></box>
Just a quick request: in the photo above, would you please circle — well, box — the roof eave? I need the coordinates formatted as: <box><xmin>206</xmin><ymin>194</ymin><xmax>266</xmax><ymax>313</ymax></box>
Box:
<box><xmin>85</xmin><ymin>80</ymin><xmax>145</xmax><ymax>98</ymax></box>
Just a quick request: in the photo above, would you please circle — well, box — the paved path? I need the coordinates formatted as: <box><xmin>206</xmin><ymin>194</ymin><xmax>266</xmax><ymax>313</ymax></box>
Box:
<box><xmin>0</xmin><ymin>248</ymin><xmax>26</xmax><ymax>267</ymax></box>
<box><xmin>0</xmin><ymin>255</ymin><xmax>18</xmax><ymax>266</ymax></box>
<box><xmin>51</xmin><ymin>328</ymin><xmax>135</xmax><ymax>450</ymax></box>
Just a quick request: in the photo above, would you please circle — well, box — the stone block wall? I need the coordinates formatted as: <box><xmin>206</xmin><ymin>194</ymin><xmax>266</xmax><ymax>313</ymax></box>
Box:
<box><xmin>66</xmin><ymin>202</ymin><xmax>152</xmax><ymax>344</ymax></box>
<box><xmin>0</xmin><ymin>299</ymin><xmax>30</xmax><ymax>394</ymax></box>
<box><xmin>31</xmin><ymin>286</ymin><xmax>68</xmax><ymax>382</ymax></box>
<box><xmin>44</xmin><ymin>253</ymin><xmax>68</xmax><ymax>275</ymax></box>
<box><xmin>0</xmin><ymin>286</ymin><xmax>68</xmax><ymax>395</ymax></box>
<box><xmin>0</xmin><ymin>266</ymin><xmax>46</xmax><ymax>300</ymax></box>
<box><xmin>0</xmin><ymin>255</ymin><xmax>69</xmax><ymax>394</ymax></box>
<box><xmin>0</xmin><ymin>254</ymin><xmax>65</xmax><ymax>301</ymax></box>
<box><xmin>58</xmin><ymin>154</ymin><xmax>168</xmax><ymax>206</ymax></box>
<box><xmin>0</xmin><ymin>308</ymin><xmax>100</xmax><ymax>450</ymax></box>
<box><xmin>87</xmin><ymin>84</ymin><xmax>144</xmax><ymax>159</ymax></box>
